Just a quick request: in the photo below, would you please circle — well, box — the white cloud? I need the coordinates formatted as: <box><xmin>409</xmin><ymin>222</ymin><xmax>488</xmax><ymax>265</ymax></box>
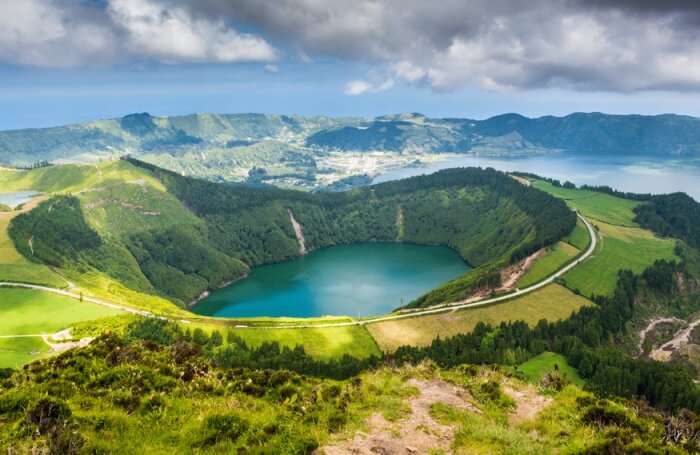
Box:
<box><xmin>107</xmin><ymin>0</ymin><xmax>277</xmax><ymax>63</ymax></box>
<box><xmin>3</xmin><ymin>0</ymin><xmax>700</xmax><ymax>93</ymax></box>
<box><xmin>264</xmin><ymin>64</ymin><xmax>279</xmax><ymax>73</ymax></box>
<box><xmin>192</xmin><ymin>0</ymin><xmax>700</xmax><ymax>92</ymax></box>
<box><xmin>0</xmin><ymin>0</ymin><xmax>116</xmax><ymax>67</ymax></box>
<box><xmin>344</xmin><ymin>78</ymin><xmax>394</xmax><ymax>95</ymax></box>
<box><xmin>392</xmin><ymin>61</ymin><xmax>427</xmax><ymax>82</ymax></box>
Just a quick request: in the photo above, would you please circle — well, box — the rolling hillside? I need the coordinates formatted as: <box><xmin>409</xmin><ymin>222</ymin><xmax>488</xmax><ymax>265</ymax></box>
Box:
<box><xmin>2</xmin><ymin>160</ymin><xmax>575</xmax><ymax>311</ymax></box>
<box><xmin>2</xmin><ymin>112</ymin><xmax>700</xmax><ymax>190</ymax></box>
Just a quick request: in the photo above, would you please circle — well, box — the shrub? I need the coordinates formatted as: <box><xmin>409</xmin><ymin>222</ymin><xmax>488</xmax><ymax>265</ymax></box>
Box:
<box><xmin>198</xmin><ymin>413</ymin><xmax>249</xmax><ymax>446</ymax></box>
<box><xmin>25</xmin><ymin>398</ymin><xmax>72</xmax><ymax>435</ymax></box>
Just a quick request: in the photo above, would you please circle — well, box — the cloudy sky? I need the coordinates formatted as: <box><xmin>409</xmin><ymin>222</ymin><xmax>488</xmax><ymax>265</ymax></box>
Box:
<box><xmin>2</xmin><ymin>0</ymin><xmax>700</xmax><ymax>128</ymax></box>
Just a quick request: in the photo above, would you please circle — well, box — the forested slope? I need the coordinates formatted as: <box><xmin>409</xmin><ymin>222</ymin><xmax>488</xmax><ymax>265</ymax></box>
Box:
<box><xmin>7</xmin><ymin>159</ymin><xmax>574</xmax><ymax>311</ymax></box>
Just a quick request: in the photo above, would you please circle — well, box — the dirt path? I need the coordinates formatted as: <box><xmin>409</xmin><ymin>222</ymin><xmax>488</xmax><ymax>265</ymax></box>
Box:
<box><xmin>319</xmin><ymin>378</ymin><xmax>479</xmax><ymax>454</ymax></box>
<box><xmin>503</xmin><ymin>383</ymin><xmax>552</xmax><ymax>424</ymax></box>
<box><xmin>288</xmin><ymin>209</ymin><xmax>307</xmax><ymax>255</ymax></box>
<box><xmin>650</xmin><ymin>318</ymin><xmax>700</xmax><ymax>361</ymax></box>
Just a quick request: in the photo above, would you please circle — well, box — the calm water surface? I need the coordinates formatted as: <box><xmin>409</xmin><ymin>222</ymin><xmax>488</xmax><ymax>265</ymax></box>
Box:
<box><xmin>0</xmin><ymin>191</ymin><xmax>38</xmax><ymax>208</ymax></box>
<box><xmin>193</xmin><ymin>243</ymin><xmax>470</xmax><ymax>318</ymax></box>
<box><xmin>374</xmin><ymin>154</ymin><xmax>700</xmax><ymax>201</ymax></box>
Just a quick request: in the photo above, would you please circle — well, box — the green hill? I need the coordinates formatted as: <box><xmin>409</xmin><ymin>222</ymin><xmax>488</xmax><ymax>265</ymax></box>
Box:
<box><xmin>1</xmin><ymin>318</ymin><xmax>696</xmax><ymax>454</ymax></box>
<box><xmin>4</xmin><ymin>160</ymin><xmax>574</xmax><ymax>310</ymax></box>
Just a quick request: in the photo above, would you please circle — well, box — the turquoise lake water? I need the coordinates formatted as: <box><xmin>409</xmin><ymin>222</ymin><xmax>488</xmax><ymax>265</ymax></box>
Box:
<box><xmin>192</xmin><ymin>242</ymin><xmax>470</xmax><ymax>318</ymax></box>
<box><xmin>0</xmin><ymin>191</ymin><xmax>38</xmax><ymax>208</ymax></box>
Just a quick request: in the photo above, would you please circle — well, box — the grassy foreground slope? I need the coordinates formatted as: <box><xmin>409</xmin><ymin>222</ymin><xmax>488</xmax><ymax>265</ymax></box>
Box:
<box><xmin>367</xmin><ymin>284</ymin><xmax>592</xmax><ymax>351</ymax></box>
<box><xmin>1</xmin><ymin>320</ymin><xmax>691</xmax><ymax>454</ymax></box>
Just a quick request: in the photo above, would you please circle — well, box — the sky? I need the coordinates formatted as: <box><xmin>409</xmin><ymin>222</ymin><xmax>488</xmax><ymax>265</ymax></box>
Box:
<box><xmin>2</xmin><ymin>0</ymin><xmax>700</xmax><ymax>129</ymax></box>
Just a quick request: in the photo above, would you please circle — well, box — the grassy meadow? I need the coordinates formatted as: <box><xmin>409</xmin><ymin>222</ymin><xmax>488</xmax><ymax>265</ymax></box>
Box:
<box><xmin>517</xmin><ymin>241</ymin><xmax>579</xmax><ymax>288</ymax></box>
<box><xmin>532</xmin><ymin>180</ymin><xmax>640</xmax><ymax>226</ymax></box>
<box><xmin>189</xmin><ymin>320</ymin><xmax>381</xmax><ymax>360</ymax></box>
<box><xmin>0</xmin><ymin>337</ymin><xmax>50</xmax><ymax>369</ymax></box>
<box><xmin>367</xmin><ymin>284</ymin><xmax>593</xmax><ymax>352</ymax></box>
<box><xmin>0</xmin><ymin>288</ymin><xmax>122</xmax><ymax>336</ymax></box>
<box><xmin>531</xmin><ymin>179</ymin><xmax>679</xmax><ymax>297</ymax></box>
<box><xmin>515</xmin><ymin>351</ymin><xmax>585</xmax><ymax>387</ymax></box>
<box><xmin>563</xmin><ymin>219</ymin><xmax>591</xmax><ymax>251</ymax></box>
<box><xmin>563</xmin><ymin>220</ymin><xmax>677</xmax><ymax>296</ymax></box>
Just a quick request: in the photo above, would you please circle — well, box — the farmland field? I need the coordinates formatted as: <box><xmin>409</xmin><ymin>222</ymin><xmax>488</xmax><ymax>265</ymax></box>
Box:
<box><xmin>532</xmin><ymin>180</ymin><xmax>640</xmax><ymax>227</ymax></box>
<box><xmin>366</xmin><ymin>284</ymin><xmax>593</xmax><ymax>352</ymax></box>
<box><xmin>0</xmin><ymin>288</ymin><xmax>122</xmax><ymax>335</ymax></box>
<box><xmin>562</xmin><ymin>220</ymin><xmax>677</xmax><ymax>297</ymax></box>
<box><xmin>563</xmin><ymin>219</ymin><xmax>591</xmax><ymax>251</ymax></box>
<box><xmin>517</xmin><ymin>241</ymin><xmax>579</xmax><ymax>288</ymax></box>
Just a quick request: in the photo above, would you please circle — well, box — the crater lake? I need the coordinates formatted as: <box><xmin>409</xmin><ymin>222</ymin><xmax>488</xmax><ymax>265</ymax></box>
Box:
<box><xmin>192</xmin><ymin>242</ymin><xmax>471</xmax><ymax>318</ymax></box>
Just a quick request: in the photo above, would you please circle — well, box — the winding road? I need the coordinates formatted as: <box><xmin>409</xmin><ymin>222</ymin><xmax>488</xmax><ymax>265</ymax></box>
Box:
<box><xmin>0</xmin><ymin>212</ymin><xmax>597</xmax><ymax>331</ymax></box>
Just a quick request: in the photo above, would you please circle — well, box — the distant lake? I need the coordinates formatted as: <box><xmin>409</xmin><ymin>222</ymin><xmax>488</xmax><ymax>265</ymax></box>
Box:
<box><xmin>192</xmin><ymin>242</ymin><xmax>470</xmax><ymax>318</ymax></box>
<box><xmin>0</xmin><ymin>191</ymin><xmax>38</xmax><ymax>208</ymax></box>
<box><xmin>374</xmin><ymin>154</ymin><xmax>700</xmax><ymax>201</ymax></box>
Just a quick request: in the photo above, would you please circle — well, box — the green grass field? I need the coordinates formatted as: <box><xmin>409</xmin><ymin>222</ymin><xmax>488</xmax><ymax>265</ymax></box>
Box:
<box><xmin>531</xmin><ymin>180</ymin><xmax>679</xmax><ymax>297</ymax></box>
<box><xmin>563</xmin><ymin>221</ymin><xmax>677</xmax><ymax>296</ymax></box>
<box><xmin>0</xmin><ymin>288</ymin><xmax>122</xmax><ymax>335</ymax></box>
<box><xmin>515</xmin><ymin>351</ymin><xmax>585</xmax><ymax>387</ymax></box>
<box><xmin>367</xmin><ymin>284</ymin><xmax>593</xmax><ymax>351</ymax></box>
<box><xmin>563</xmin><ymin>219</ymin><xmax>591</xmax><ymax>251</ymax></box>
<box><xmin>190</xmin><ymin>321</ymin><xmax>381</xmax><ymax>360</ymax></box>
<box><xmin>0</xmin><ymin>160</ymin><xmax>166</xmax><ymax>194</ymax></box>
<box><xmin>532</xmin><ymin>180</ymin><xmax>641</xmax><ymax>226</ymax></box>
<box><xmin>0</xmin><ymin>337</ymin><xmax>50</xmax><ymax>369</ymax></box>
<box><xmin>517</xmin><ymin>241</ymin><xmax>579</xmax><ymax>288</ymax></box>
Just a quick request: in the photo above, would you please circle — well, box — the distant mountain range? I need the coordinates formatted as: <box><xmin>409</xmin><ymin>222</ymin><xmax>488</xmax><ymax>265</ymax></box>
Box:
<box><xmin>1</xmin><ymin>111</ymin><xmax>699</xmax><ymax>188</ymax></box>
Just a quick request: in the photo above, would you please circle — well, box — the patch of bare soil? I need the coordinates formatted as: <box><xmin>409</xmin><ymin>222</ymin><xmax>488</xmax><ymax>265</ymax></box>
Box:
<box><xmin>651</xmin><ymin>318</ymin><xmax>700</xmax><ymax>361</ymax></box>
<box><xmin>319</xmin><ymin>379</ymin><xmax>479</xmax><ymax>455</ymax></box>
<box><xmin>42</xmin><ymin>328</ymin><xmax>94</xmax><ymax>353</ymax></box>
<box><xmin>498</xmin><ymin>250</ymin><xmax>543</xmax><ymax>291</ymax></box>
<box><xmin>637</xmin><ymin>317</ymin><xmax>686</xmax><ymax>354</ymax></box>
<box><xmin>510</xmin><ymin>175</ymin><xmax>531</xmax><ymax>187</ymax></box>
<box><xmin>502</xmin><ymin>383</ymin><xmax>552</xmax><ymax>424</ymax></box>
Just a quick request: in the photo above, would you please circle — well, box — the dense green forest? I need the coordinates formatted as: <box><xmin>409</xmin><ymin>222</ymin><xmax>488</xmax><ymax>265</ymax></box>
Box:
<box><xmin>635</xmin><ymin>192</ymin><xmax>700</xmax><ymax>248</ymax></box>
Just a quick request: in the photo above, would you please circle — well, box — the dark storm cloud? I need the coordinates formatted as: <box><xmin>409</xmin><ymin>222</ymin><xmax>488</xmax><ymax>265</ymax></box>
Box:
<box><xmin>2</xmin><ymin>0</ymin><xmax>700</xmax><ymax>92</ymax></box>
